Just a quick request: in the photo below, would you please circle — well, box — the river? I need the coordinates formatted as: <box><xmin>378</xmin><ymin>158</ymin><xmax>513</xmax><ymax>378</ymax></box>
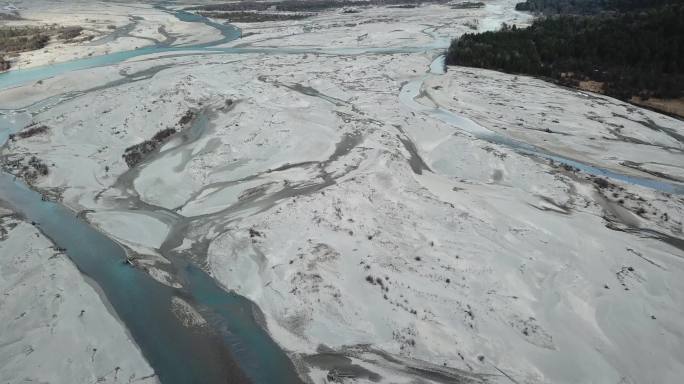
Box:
<box><xmin>0</xmin><ymin>7</ymin><xmax>302</xmax><ymax>384</ymax></box>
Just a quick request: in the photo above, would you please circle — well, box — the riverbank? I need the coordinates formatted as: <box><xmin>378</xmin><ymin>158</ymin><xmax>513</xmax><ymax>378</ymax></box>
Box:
<box><xmin>0</xmin><ymin>208</ymin><xmax>158</xmax><ymax>384</ymax></box>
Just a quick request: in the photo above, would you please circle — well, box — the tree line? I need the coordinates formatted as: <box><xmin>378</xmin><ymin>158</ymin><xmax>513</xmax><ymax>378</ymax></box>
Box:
<box><xmin>0</xmin><ymin>26</ymin><xmax>50</xmax><ymax>53</ymax></box>
<box><xmin>515</xmin><ymin>0</ymin><xmax>678</xmax><ymax>14</ymax></box>
<box><xmin>446</xmin><ymin>2</ymin><xmax>683</xmax><ymax>101</ymax></box>
<box><xmin>0</xmin><ymin>25</ymin><xmax>84</xmax><ymax>71</ymax></box>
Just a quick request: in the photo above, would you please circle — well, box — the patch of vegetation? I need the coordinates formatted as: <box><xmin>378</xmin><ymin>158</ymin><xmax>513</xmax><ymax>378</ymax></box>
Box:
<box><xmin>0</xmin><ymin>26</ymin><xmax>49</xmax><ymax>53</ymax></box>
<box><xmin>0</xmin><ymin>55</ymin><xmax>9</xmax><ymax>71</ymax></box>
<box><xmin>8</xmin><ymin>123</ymin><xmax>49</xmax><ymax>141</ymax></box>
<box><xmin>199</xmin><ymin>11</ymin><xmax>313</xmax><ymax>22</ymax></box>
<box><xmin>28</xmin><ymin>156</ymin><xmax>48</xmax><ymax>177</ymax></box>
<box><xmin>122</xmin><ymin>128</ymin><xmax>177</xmax><ymax>168</ymax></box>
<box><xmin>451</xmin><ymin>2</ymin><xmax>485</xmax><ymax>9</ymax></box>
<box><xmin>191</xmin><ymin>0</ymin><xmax>451</xmax><ymax>13</ymax></box>
<box><xmin>122</xmin><ymin>110</ymin><xmax>197</xmax><ymax>167</ymax></box>
<box><xmin>446</xmin><ymin>3</ymin><xmax>684</xmax><ymax>102</ymax></box>
<box><xmin>249</xmin><ymin>228</ymin><xmax>264</xmax><ymax>238</ymax></box>
<box><xmin>0</xmin><ymin>25</ymin><xmax>86</xmax><ymax>55</ymax></box>
<box><xmin>3</xmin><ymin>155</ymin><xmax>49</xmax><ymax>184</ymax></box>
<box><xmin>57</xmin><ymin>26</ymin><xmax>83</xmax><ymax>40</ymax></box>
<box><xmin>178</xmin><ymin>110</ymin><xmax>196</xmax><ymax>126</ymax></box>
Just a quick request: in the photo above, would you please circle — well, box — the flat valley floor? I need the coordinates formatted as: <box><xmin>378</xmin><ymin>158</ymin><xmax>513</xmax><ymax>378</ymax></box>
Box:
<box><xmin>1</xmin><ymin>1</ymin><xmax>683</xmax><ymax>383</ymax></box>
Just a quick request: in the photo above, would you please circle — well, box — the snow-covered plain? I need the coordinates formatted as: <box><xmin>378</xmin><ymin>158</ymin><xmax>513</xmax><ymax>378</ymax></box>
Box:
<box><xmin>1</xmin><ymin>1</ymin><xmax>683</xmax><ymax>383</ymax></box>
<box><xmin>0</xmin><ymin>210</ymin><xmax>157</xmax><ymax>384</ymax></box>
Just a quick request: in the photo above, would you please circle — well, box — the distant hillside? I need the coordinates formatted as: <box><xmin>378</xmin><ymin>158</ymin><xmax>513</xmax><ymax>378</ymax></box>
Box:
<box><xmin>446</xmin><ymin>2</ymin><xmax>684</xmax><ymax>116</ymax></box>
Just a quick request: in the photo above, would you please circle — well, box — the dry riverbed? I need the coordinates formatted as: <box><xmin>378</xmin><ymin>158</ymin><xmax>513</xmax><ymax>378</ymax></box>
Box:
<box><xmin>1</xmin><ymin>1</ymin><xmax>683</xmax><ymax>383</ymax></box>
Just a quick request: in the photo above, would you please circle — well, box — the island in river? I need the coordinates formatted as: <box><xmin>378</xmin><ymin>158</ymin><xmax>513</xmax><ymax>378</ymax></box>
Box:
<box><xmin>1</xmin><ymin>1</ymin><xmax>683</xmax><ymax>384</ymax></box>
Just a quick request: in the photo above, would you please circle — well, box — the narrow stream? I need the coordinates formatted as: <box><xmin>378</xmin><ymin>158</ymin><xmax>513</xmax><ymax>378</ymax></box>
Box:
<box><xmin>402</xmin><ymin>56</ymin><xmax>684</xmax><ymax>195</ymax></box>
